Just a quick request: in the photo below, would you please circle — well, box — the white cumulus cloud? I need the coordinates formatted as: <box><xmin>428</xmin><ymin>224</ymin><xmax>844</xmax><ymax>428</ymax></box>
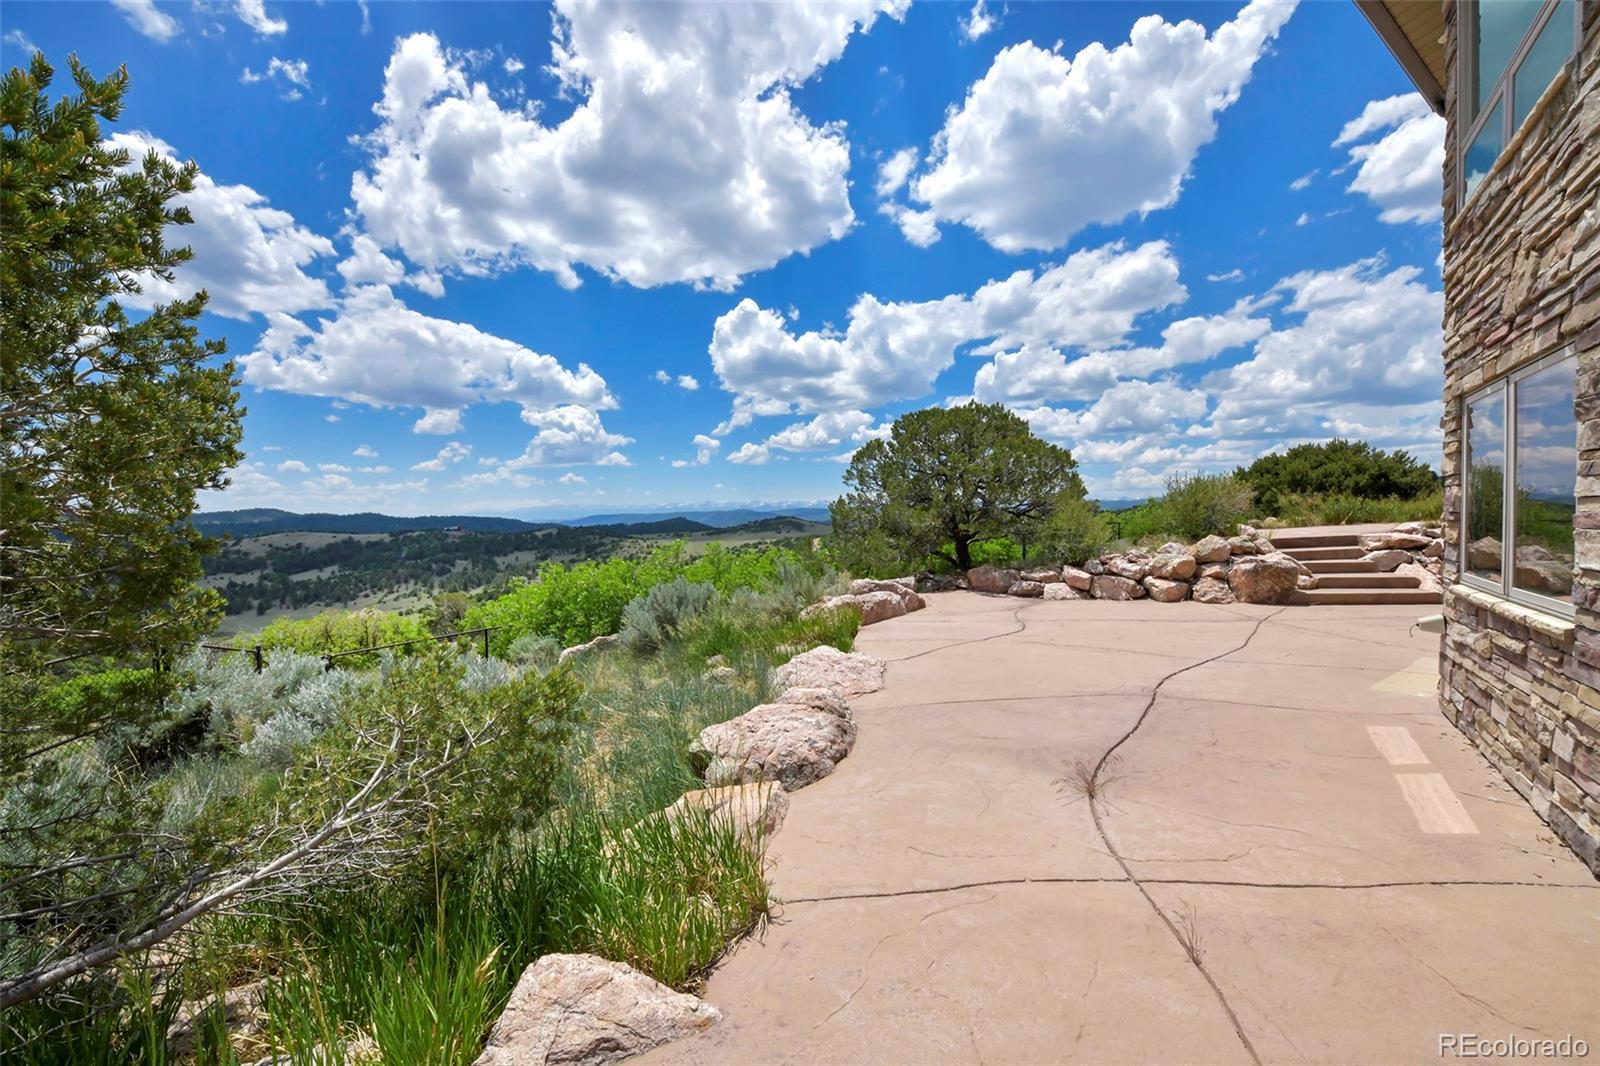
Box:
<box><xmin>107</xmin><ymin>132</ymin><xmax>335</xmax><ymax>320</ymax></box>
<box><xmin>709</xmin><ymin>240</ymin><xmax>1184</xmax><ymax>424</ymax></box>
<box><xmin>240</xmin><ymin>285</ymin><xmax>614</xmax><ymax>431</ymax></box>
<box><xmin>893</xmin><ymin>0</ymin><xmax>1295</xmax><ymax>251</ymax></box>
<box><xmin>352</xmin><ymin>3</ymin><xmax>904</xmax><ymax>290</ymax></box>
<box><xmin>1334</xmin><ymin>94</ymin><xmax>1445</xmax><ymax>224</ymax></box>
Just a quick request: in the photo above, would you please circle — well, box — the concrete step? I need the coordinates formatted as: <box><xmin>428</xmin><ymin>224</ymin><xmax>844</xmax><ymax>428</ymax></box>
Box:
<box><xmin>1305</xmin><ymin>559</ymin><xmax>1380</xmax><ymax>574</ymax></box>
<box><xmin>1289</xmin><ymin>587</ymin><xmax>1442</xmax><ymax>606</ymax></box>
<box><xmin>1269</xmin><ymin>532</ymin><xmax>1362</xmax><ymax>549</ymax></box>
<box><xmin>1314</xmin><ymin>573</ymin><xmax>1421</xmax><ymax>589</ymax></box>
<box><xmin>1282</xmin><ymin>545</ymin><xmax>1364</xmax><ymax>561</ymax></box>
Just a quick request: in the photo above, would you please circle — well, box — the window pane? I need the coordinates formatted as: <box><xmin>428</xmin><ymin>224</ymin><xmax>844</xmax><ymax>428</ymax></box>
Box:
<box><xmin>1476</xmin><ymin>0</ymin><xmax>1544</xmax><ymax>113</ymax></box>
<box><xmin>1513</xmin><ymin>1</ymin><xmax>1574</xmax><ymax>128</ymax></box>
<box><xmin>1465</xmin><ymin>96</ymin><xmax>1505</xmax><ymax>197</ymax></box>
<box><xmin>1513</xmin><ymin>357</ymin><xmax>1576</xmax><ymax>600</ymax></box>
<box><xmin>1466</xmin><ymin>389</ymin><xmax>1506</xmax><ymax>582</ymax></box>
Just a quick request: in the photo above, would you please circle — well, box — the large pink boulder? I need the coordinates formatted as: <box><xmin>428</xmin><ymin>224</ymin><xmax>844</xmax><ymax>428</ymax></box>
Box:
<box><xmin>967</xmin><ymin>565</ymin><xmax>1021</xmax><ymax>593</ymax></box>
<box><xmin>1091</xmin><ymin>575</ymin><xmax>1146</xmax><ymax>600</ymax></box>
<box><xmin>1227</xmin><ymin>554</ymin><xmax>1301</xmax><ymax>604</ymax></box>
<box><xmin>475</xmin><ymin>954</ymin><xmax>719</xmax><ymax>1066</ymax></box>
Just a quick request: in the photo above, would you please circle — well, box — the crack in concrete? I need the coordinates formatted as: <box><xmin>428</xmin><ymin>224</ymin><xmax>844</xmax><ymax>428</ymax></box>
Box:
<box><xmin>781</xmin><ymin>875</ymin><xmax>1599</xmax><ymax>906</ymax></box>
<box><xmin>881</xmin><ymin>602</ymin><xmax>1036</xmax><ymax>663</ymax></box>
<box><xmin>1085</xmin><ymin>606</ymin><xmax>1282</xmax><ymax>1066</ymax></box>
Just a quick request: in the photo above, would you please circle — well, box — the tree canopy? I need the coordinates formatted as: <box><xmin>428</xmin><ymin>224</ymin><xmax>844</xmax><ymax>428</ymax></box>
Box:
<box><xmin>1235</xmin><ymin>439</ymin><xmax>1439</xmax><ymax>505</ymax></box>
<box><xmin>1</xmin><ymin>52</ymin><xmax>243</xmax><ymax>666</ymax></box>
<box><xmin>829</xmin><ymin>403</ymin><xmax>1086</xmax><ymax>572</ymax></box>
<box><xmin>0</xmin><ymin>53</ymin><xmax>243</xmax><ymax>1005</ymax></box>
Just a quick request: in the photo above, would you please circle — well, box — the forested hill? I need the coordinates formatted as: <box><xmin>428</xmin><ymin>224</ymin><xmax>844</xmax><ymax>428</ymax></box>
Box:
<box><xmin>190</xmin><ymin>509</ymin><xmax>543</xmax><ymax>538</ymax></box>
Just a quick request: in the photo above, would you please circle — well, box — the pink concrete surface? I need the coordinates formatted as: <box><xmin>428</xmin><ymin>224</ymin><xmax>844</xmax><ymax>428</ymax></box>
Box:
<box><xmin>642</xmin><ymin>592</ymin><xmax>1599</xmax><ymax>1065</ymax></box>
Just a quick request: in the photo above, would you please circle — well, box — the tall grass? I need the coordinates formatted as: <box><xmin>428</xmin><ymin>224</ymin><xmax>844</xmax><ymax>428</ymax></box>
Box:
<box><xmin>5</xmin><ymin>582</ymin><xmax>848</xmax><ymax>1065</ymax></box>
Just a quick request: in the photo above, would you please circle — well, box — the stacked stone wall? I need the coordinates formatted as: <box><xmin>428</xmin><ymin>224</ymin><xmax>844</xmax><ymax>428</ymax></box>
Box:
<box><xmin>1437</xmin><ymin>1</ymin><xmax>1600</xmax><ymax>874</ymax></box>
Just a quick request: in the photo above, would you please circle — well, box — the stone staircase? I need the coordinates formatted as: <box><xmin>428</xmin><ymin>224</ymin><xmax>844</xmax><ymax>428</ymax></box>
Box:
<box><xmin>1270</xmin><ymin>531</ymin><xmax>1443</xmax><ymax>606</ymax></box>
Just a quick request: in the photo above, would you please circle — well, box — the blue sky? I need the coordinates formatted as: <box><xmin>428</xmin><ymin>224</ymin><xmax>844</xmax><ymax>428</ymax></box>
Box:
<box><xmin>3</xmin><ymin>0</ymin><xmax>1446</xmax><ymax>518</ymax></box>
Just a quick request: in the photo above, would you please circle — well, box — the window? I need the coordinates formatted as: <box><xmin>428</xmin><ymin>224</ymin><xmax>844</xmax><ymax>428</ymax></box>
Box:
<box><xmin>1460</xmin><ymin>0</ymin><xmax>1580</xmax><ymax>201</ymax></box>
<box><xmin>1460</xmin><ymin>351</ymin><xmax>1577</xmax><ymax>614</ymax></box>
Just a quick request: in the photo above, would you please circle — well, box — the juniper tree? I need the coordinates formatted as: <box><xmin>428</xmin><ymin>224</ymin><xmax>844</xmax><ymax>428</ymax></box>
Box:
<box><xmin>829</xmin><ymin>403</ymin><xmax>1086</xmax><ymax>573</ymax></box>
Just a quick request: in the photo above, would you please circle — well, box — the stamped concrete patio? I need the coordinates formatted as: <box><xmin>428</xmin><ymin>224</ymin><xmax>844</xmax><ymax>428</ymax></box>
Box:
<box><xmin>644</xmin><ymin>592</ymin><xmax>1600</xmax><ymax>1065</ymax></box>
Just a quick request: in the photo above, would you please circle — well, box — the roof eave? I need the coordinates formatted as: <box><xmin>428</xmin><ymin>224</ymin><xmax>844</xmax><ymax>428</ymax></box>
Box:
<box><xmin>1355</xmin><ymin>0</ymin><xmax>1448</xmax><ymax>115</ymax></box>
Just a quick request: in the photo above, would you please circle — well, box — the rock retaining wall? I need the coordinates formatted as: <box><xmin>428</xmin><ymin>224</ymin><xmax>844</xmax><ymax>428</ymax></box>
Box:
<box><xmin>1436</xmin><ymin>2</ymin><xmax>1600</xmax><ymax>875</ymax></box>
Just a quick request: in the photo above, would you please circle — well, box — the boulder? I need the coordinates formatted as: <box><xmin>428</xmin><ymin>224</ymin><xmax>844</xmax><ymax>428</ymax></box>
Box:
<box><xmin>1358</xmin><ymin>531</ymin><xmax>1433</xmax><ymax>552</ymax></box>
<box><xmin>692</xmin><ymin>699</ymin><xmax>857</xmax><ymax>790</ymax></box>
<box><xmin>1191</xmin><ymin>576</ymin><xmax>1237</xmax><ymax>604</ymax></box>
<box><xmin>1467</xmin><ymin>536</ymin><xmax>1503</xmax><ymax>571</ymax></box>
<box><xmin>967</xmin><ymin>565</ymin><xmax>1021</xmax><ymax>593</ymax></box>
<box><xmin>1104</xmin><ymin>550</ymin><xmax>1153</xmax><ymax>581</ymax></box>
<box><xmin>1421</xmin><ymin>539</ymin><xmax>1445</xmax><ymax>558</ymax></box>
<box><xmin>1197</xmin><ymin>561</ymin><xmax>1228</xmax><ymax>580</ymax></box>
<box><xmin>1007</xmin><ymin>580</ymin><xmax>1045</xmax><ymax>598</ymax></box>
<box><xmin>802</xmin><ymin>591</ymin><xmax>907</xmax><ymax>626</ymax></box>
<box><xmin>916</xmin><ymin>572</ymin><xmax>965</xmax><ymax>593</ymax></box>
<box><xmin>1148</xmin><ymin>552</ymin><xmax>1197</xmax><ymax>580</ymax></box>
<box><xmin>1090</xmin><ymin>575</ymin><xmax>1145</xmax><ymax>601</ymax></box>
<box><xmin>848</xmin><ymin>577</ymin><xmax>915</xmax><ymax>595</ymax></box>
<box><xmin>1061</xmin><ymin>566</ymin><xmax>1094</xmax><ymax>590</ymax></box>
<box><xmin>1269</xmin><ymin>550</ymin><xmax>1313</xmax><ymax>576</ymax></box>
<box><xmin>1226</xmin><ymin>535</ymin><xmax>1259</xmax><ymax>556</ymax></box>
<box><xmin>1155</xmin><ymin>542</ymin><xmax>1189</xmax><ymax>557</ymax></box>
<box><xmin>773</xmin><ymin>685</ymin><xmax>852</xmax><ymax>719</ymax></box>
<box><xmin>1227</xmin><ymin>554</ymin><xmax>1301</xmax><ymax>604</ymax></box>
<box><xmin>1021</xmin><ymin>568</ymin><xmax>1064</xmax><ymax>584</ymax></box>
<box><xmin>1191</xmin><ymin>535</ymin><xmax>1232</xmax><ymax>563</ymax></box>
<box><xmin>1395</xmin><ymin>562</ymin><xmax>1445</xmax><ymax>595</ymax></box>
<box><xmin>558</xmin><ymin>632</ymin><xmax>621</xmax><ymax>665</ymax></box>
<box><xmin>1361</xmin><ymin>549</ymin><xmax>1410</xmax><ymax>572</ymax></box>
<box><xmin>1296</xmin><ymin>574</ymin><xmax>1318</xmax><ymax>591</ymax></box>
<box><xmin>170</xmin><ymin>982</ymin><xmax>265</xmax><ymax>1059</ymax></box>
<box><xmin>1393</xmin><ymin>521</ymin><xmax>1431</xmax><ymax>536</ymax></box>
<box><xmin>1143</xmin><ymin>577</ymin><xmax>1190</xmax><ymax>603</ymax></box>
<box><xmin>770</xmin><ymin>645</ymin><xmax>886</xmax><ymax>697</ymax></box>
<box><xmin>663</xmin><ymin>781</ymin><xmax>790</xmax><ymax>847</ymax></box>
<box><xmin>1082</xmin><ymin>558</ymin><xmax>1106</xmax><ymax>576</ymax></box>
<box><xmin>474</xmin><ymin>954</ymin><xmax>720</xmax><ymax>1066</ymax></box>
<box><xmin>703</xmin><ymin>665</ymin><xmax>737</xmax><ymax>684</ymax></box>
<box><xmin>1043</xmin><ymin>583</ymin><xmax>1089</xmax><ymax>600</ymax></box>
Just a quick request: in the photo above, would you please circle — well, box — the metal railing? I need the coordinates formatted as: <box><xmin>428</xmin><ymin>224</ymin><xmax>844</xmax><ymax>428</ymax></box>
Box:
<box><xmin>198</xmin><ymin>627</ymin><xmax>498</xmax><ymax>673</ymax></box>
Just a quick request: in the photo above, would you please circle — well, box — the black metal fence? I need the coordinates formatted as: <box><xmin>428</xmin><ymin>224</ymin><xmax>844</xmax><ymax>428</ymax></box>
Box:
<box><xmin>197</xmin><ymin>626</ymin><xmax>498</xmax><ymax>673</ymax></box>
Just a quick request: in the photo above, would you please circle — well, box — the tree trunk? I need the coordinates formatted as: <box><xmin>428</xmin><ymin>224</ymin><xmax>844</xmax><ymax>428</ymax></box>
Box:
<box><xmin>954</xmin><ymin>535</ymin><xmax>973</xmax><ymax>572</ymax></box>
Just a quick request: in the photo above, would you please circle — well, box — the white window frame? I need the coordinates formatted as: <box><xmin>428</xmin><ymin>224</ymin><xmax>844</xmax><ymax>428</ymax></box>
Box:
<box><xmin>1460</xmin><ymin>347</ymin><xmax>1578</xmax><ymax>618</ymax></box>
<box><xmin>1458</xmin><ymin>0</ymin><xmax>1584</xmax><ymax>205</ymax></box>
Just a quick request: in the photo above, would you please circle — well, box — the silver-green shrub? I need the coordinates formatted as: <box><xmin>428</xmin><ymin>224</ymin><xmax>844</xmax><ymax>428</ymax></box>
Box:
<box><xmin>619</xmin><ymin>578</ymin><xmax>717</xmax><ymax>653</ymax></box>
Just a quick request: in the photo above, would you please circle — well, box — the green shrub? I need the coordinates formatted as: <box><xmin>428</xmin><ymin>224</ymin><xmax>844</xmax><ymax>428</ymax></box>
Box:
<box><xmin>1276</xmin><ymin>489</ymin><xmax>1445</xmax><ymax>527</ymax></box>
<box><xmin>466</xmin><ymin>542</ymin><xmax>815</xmax><ymax>655</ymax></box>
<box><xmin>1238</xmin><ymin>438</ymin><xmax>1439</xmax><ymax>501</ymax></box>
<box><xmin>252</xmin><ymin>609</ymin><xmax>431</xmax><ymax>666</ymax></box>
<box><xmin>619</xmin><ymin>578</ymin><xmax>717</xmax><ymax>653</ymax></box>
<box><xmin>1029</xmin><ymin>498</ymin><xmax>1114</xmax><ymax>565</ymax></box>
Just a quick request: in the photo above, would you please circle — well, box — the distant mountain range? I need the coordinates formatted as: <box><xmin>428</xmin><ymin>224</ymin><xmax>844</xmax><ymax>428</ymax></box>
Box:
<box><xmin>189</xmin><ymin>507</ymin><xmax>831</xmax><ymax>539</ymax></box>
<box><xmin>564</xmin><ymin>507</ymin><xmax>831</xmax><ymax>527</ymax></box>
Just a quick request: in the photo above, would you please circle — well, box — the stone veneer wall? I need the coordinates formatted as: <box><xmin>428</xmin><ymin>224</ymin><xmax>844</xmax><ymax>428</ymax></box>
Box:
<box><xmin>1437</xmin><ymin>1</ymin><xmax>1600</xmax><ymax>875</ymax></box>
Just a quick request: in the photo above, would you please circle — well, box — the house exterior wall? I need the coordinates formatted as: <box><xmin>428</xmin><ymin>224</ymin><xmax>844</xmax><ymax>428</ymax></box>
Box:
<box><xmin>1437</xmin><ymin>1</ymin><xmax>1600</xmax><ymax>874</ymax></box>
